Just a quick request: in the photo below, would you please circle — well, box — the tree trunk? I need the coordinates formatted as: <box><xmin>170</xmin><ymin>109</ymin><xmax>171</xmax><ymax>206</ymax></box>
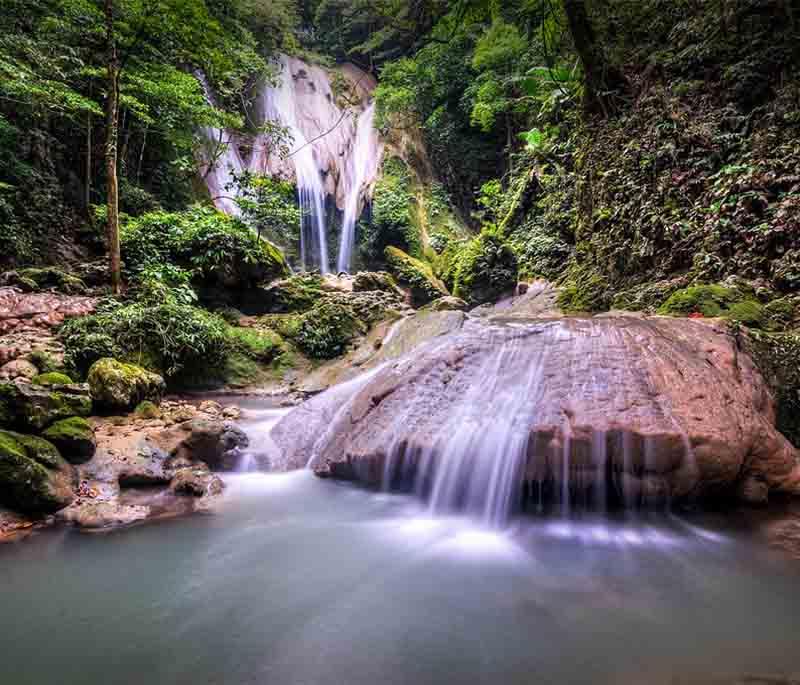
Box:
<box><xmin>85</xmin><ymin>109</ymin><xmax>92</xmax><ymax>216</ymax></box>
<box><xmin>105</xmin><ymin>0</ymin><xmax>121</xmax><ymax>294</ymax></box>
<box><xmin>562</xmin><ymin>0</ymin><xmax>626</xmax><ymax>115</ymax></box>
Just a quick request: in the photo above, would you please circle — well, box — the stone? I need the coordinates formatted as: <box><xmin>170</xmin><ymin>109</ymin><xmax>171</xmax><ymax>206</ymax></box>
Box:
<box><xmin>422</xmin><ymin>296</ymin><xmax>469</xmax><ymax>313</ymax></box>
<box><xmin>42</xmin><ymin>417</ymin><xmax>97</xmax><ymax>464</ymax></box>
<box><xmin>170</xmin><ymin>466</ymin><xmax>225</xmax><ymax>498</ymax></box>
<box><xmin>88</xmin><ymin>358</ymin><xmax>165</xmax><ymax>411</ymax></box>
<box><xmin>199</xmin><ymin>400</ymin><xmax>222</xmax><ymax>415</ymax></box>
<box><xmin>0</xmin><ymin>430</ymin><xmax>76</xmax><ymax>513</ymax></box>
<box><xmin>0</xmin><ymin>286</ymin><xmax>97</xmax><ymax>336</ymax></box>
<box><xmin>0</xmin><ymin>359</ymin><xmax>38</xmax><ymax>381</ymax></box>
<box><xmin>271</xmin><ymin>316</ymin><xmax>800</xmax><ymax>505</ymax></box>
<box><xmin>31</xmin><ymin>372</ymin><xmax>73</xmax><ymax>386</ymax></box>
<box><xmin>152</xmin><ymin>419</ymin><xmax>249</xmax><ymax>472</ymax></box>
<box><xmin>384</xmin><ymin>246</ymin><xmax>449</xmax><ymax>307</ymax></box>
<box><xmin>352</xmin><ymin>271</ymin><xmax>404</xmax><ymax>297</ymax></box>
<box><xmin>0</xmin><ymin>379</ymin><xmax>92</xmax><ymax>431</ymax></box>
<box><xmin>134</xmin><ymin>400</ymin><xmax>162</xmax><ymax>420</ymax></box>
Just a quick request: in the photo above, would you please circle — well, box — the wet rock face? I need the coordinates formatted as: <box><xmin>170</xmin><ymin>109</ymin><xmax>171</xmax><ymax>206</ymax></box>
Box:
<box><xmin>271</xmin><ymin>316</ymin><xmax>800</xmax><ymax>508</ymax></box>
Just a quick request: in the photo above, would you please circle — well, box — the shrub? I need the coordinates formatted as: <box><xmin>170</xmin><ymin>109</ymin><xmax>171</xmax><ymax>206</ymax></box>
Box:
<box><xmin>60</xmin><ymin>299</ymin><xmax>229</xmax><ymax>378</ymax></box>
<box><xmin>444</xmin><ymin>229</ymin><xmax>518</xmax><ymax>305</ymax></box>
<box><xmin>121</xmin><ymin>205</ymin><xmax>288</xmax><ymax>288</ymax></box>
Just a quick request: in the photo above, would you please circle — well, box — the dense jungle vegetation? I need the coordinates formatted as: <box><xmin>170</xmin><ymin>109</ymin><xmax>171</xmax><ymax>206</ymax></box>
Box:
<box><xmin>2</xmin><ymin>1</ymin><xmax>800</xmax><ymax>420</ymax></box>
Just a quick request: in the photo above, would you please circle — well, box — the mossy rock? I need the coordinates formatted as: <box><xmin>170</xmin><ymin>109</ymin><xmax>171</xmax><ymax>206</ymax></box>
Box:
<box><xmin>446</xmin><ymin>232</ymin><xmax>519</xmax><ymax>306</ymax></box>
<box><xmin>31</xmin><ymin>372</ymin><xmax>74</xmax><ymax>387</ymax></box>
<box><xmin>0</xmin><ymin>430</ymin><xmax>76</xmax><ymax>513</ymax></box>
<box><xmin>385</xmin><ymin>246</ymin><xmax>449</xmax><ymax>307</ymax></box>
<box><xmin>87</xmin><ymin>358</ymin><xmax>165</xmax><ymax>412</ymax></box>
<box><xmin>0</xmin><ymin>380</ymin><xmax>92</xmax><ymax>432</ymax></box>
<box><xmin>42</xmin><ymin>417</ymin><xmax>96</xmax><ymax>464</ymax></box>
<box><xmin>657</xmin><ymin>284</ymin><xmax>766</xmax><ymax>327</ymax></box>
<box><xmin>134</xmin><ymin>400</ymin><xmax>162</xmax><ymax>420</ymax></box>
<box><xmin>422</xmin><ymin>296</ymin><xmax>469</xmax><ymax>313</ymax></box>
<box><xmin>557</xmin><ymin>271</ymin><xmax>611</xmax><ymax>313</ymax></box>
<box><xmin>245</xmin><ymin>273</ymin><xmax>325</xmax><ymax>314</ymax></box>
<box><xmin>352</xmin><ymin>271</ymin><xmax>403</xmax><ymax>296</ymax></box>
<box><xmin>226</xmin><ymin>326</ymin><xmax>285</xmax><ymax>363</ymax></box>
<box><xmin>285</xmin><ymin>301</ymin><xmax>367</xmax><ymax>360</ymax></box>
<box><xmin>744</xmin><ymin>331</ymin><xmax>800</xmax><ymax>448</ymax></box>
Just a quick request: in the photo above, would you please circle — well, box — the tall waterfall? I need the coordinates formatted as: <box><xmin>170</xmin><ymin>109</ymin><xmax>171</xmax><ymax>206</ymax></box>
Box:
<box><xmin>196</xmin><ymin>73</ymin><xmax>245</xmax><ymax>216</ymax></box>
<box><xmin>337</xmin><ymin>103</ymin><xmax>380</xmax><ymax>273</ymax></box>
<box><xmin>198</xmin><ymin>56</ymin><xmax>382</xmax><ymax>274</ymax></box>
<box><xmin>255</xmin><ymin>56</ymin><xmax>330</xmax><ymax>273</ymax></box>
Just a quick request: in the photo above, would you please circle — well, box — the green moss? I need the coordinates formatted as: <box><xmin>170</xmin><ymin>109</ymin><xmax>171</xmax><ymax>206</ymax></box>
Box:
<box><xmin>226</xmin><ymin>326</ymin><xmax>284</xmax><ymax>363</ymax></box>
<box><xmin>745</xmin><ymin>331</ymin><xmax>800</xmax><ymax>447</ymax></box>
<box><xmin>31</xmin><ymin>372</ymin><xmax>73</xmax><ymax>387</ymax></box>
<box><xmin>727</xmin><ymin>300</ymin><xmax>765</xmax><ymax>327</ymax></box>
<box><xmin>41</xmin><ymin>417</ymin><xmax>95</xmax><ymax>464</ymax></box>
<box><xmin>290</xmin><ymin>301</ymin><xmax>367</xmax><ymax>360</ymax></box>
<box><xmin>134</xmin><ymin>401</ymin><xmax>161</xmax><ymax>419</ymax></box>
<box><xmin>87</xmin><ymin>358</ymin><xmax>165</xmax><ymax>411</ymax></box>
<box><xmin>27</xmin><ymin>349</ymin><xmax>60</xmax><ymax>374</ymax></box>
<box><xmin>11</xmin><ymin>268</ymin><xmax>87</xmax><ymax>295</ymax></box>
<box><xmin>658</xmin><ymin>284</ymin><xmax>738</xmax><ymax>317</ymax></box>
<box><xmin>259</xmin><ymin>273</ymin><xmax>326</xmax><ymax>313</ymax></box>
<box><xmin>558</xmin><ymin>271</ymin><xmax>611</xmax><ymax>313</ymax></box>
<box><xmin>385</xmin><ymin>246</ymin><xmax>448</xmax><ymax>307</ymax></box>
<box><xmin>445</xmin><ymin>230</ymin><xmax>518</xmax><ymax>306</ymax></box>
<box><xmin>0</xmin><ymin>429</ymin><xmax>73</xmax><ymax>513</ymax></box>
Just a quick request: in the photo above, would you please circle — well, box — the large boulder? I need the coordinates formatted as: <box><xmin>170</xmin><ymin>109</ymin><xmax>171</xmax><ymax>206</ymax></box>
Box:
<box><xmin>384</xmin><ymin>247</ymin><xmax>449</xmax><ymax>307</ymax></box>
<box><xmin>271</xmin><ymin>316</ymin><xmax>800</xmax><ymax>507</ymax></box>
<box><xmin>0</xmin><ymin>430</ymin><xmax>76</xmax><ymax>513</ymax></box>
<box><xmin>0</xmin><ymin>379</ymin><xmax>92</xmax><ymax>431</ymax></box>
<box><xmin>42</xmin><ymin>417</ymin><xmax>96</xmax><ymax>464</ymax></box>
<box><xmin>445</xmin><ymin>231</ymin><xmax>518</xmax><ymax>306</ymax></box>
<box><xmin>88</xmin><ymin>358</ymin><xmax>165</xmax><ymax>411</ymax></box>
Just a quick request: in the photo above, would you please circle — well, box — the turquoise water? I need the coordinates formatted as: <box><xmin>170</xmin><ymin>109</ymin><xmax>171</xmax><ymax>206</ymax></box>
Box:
<box><xmin>1</xmin><ymin>472</ymin><xmax>799</xmax><ymax>685</ymax></box>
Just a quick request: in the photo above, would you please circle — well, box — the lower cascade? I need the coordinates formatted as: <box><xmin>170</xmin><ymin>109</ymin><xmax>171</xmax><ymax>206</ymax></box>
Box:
<box><xmin>270</xmin><ymin>316</ymin><xmax>800</xmax><ymax>524</ymax></box>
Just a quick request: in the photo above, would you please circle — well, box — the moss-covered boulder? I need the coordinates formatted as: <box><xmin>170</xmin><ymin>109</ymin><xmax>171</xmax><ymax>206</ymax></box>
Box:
<box><xmin>253</xmin><ymin>274</ymin><xmax>326</xmax><ymax>314</ymax></box>
<box><xmin>657</xmin><ymin>284</ymin><xmax>765</xmax><ymax>327</ymax></box>
<box><xmin>0</xmin><ymin>430</ymin><xmax>76</xmax><ymax>513</ymax></box>
<box><xmin>385</xmin><ymin>246</ymin><xmax>449</xmax><ymax>307</ymax></box>
<box><xmin>88</xmin><ymin>358</ymin><xmax>165</xmax><ymax>411</ymax></box>
<box><xmin>31</xmin><ymin>372</ymin><xmax>74</xmax><ymax>387</ymax></box>
<box><xmin>352</xmin><ymin>271</ymin><xmax>404</xmax><ymax>297</ymax></box>
<box><xmin>0</xmin><ymin>380</ymin><xmax>92</xmax><ymax>432</ymax></box>
<box><xmin>444</xmin><ymin>232</ymin><xmax>518</xmax><ymax>306</ymax></box>
<box><xmin>42</xmin><ymin>417</ymin><xmax>96</xmax><ymax>464</ymax></box>
<box><xmin>280</xmin><ymin>301</ymin><xmax>367</xmax><ymax>360</ymax></box>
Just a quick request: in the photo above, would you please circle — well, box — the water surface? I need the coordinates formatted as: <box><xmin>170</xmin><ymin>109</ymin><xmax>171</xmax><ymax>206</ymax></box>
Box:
<box><xmin>2</xmin><ymin>470</ymin><xmax>800</xmax><ymax>685</ymax></box>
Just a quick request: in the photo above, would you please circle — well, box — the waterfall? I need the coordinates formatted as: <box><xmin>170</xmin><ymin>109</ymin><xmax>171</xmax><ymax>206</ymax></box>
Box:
<box><xmin>196</xmin><ymin>73</ymin><xmax>245</xmax><ymax>216</ymax></box>
<box><xmin>337</xmin><ymin>103</ymin><xmax>380</xmax><ymax>273</ymax></box>
<box><xmin>197</xmin><ymin>56</ymin><xmax>383</xmax><ymax>273</ymax></box>
<box><xmin>255</xmin><ymin>57</ymin><xmax>331</xmax><ymax>273</ymax></box>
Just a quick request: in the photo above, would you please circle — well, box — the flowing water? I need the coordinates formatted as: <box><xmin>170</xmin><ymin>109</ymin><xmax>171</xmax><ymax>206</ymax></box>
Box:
<box><xmin>198</xmin><ymin>55</ymin><xmax>383</xmax><ymax>274</ymax></box>
<box><xmin>257</xmin><ymin>56</ymin><xmax>331</xmax><ymax>273</ymax></box>
<box><xmin>2</xmin><ymin>407</ymin><xmax>800</xmax><ymax>685</ymax></box>
<box><xmin>337</xmin><ymin>102</ymin><xmax>381</xmax><ymax>273</ymax></box>
<box><xmin>1</xmin><ymin>473</ymin><xmax>800</xmax><ymax>685</ymax></box>
<box><xmin>196</xmin><ymin>73</ymin><xmax>246</xmax><ymax>216</ymax></box>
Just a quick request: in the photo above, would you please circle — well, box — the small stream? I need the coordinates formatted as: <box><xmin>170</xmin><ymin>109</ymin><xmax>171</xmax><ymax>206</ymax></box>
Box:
<box><xmin>2</xmin><ymin>414</ymin><xmax>800</xmax><ymax>685</ymax></box>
